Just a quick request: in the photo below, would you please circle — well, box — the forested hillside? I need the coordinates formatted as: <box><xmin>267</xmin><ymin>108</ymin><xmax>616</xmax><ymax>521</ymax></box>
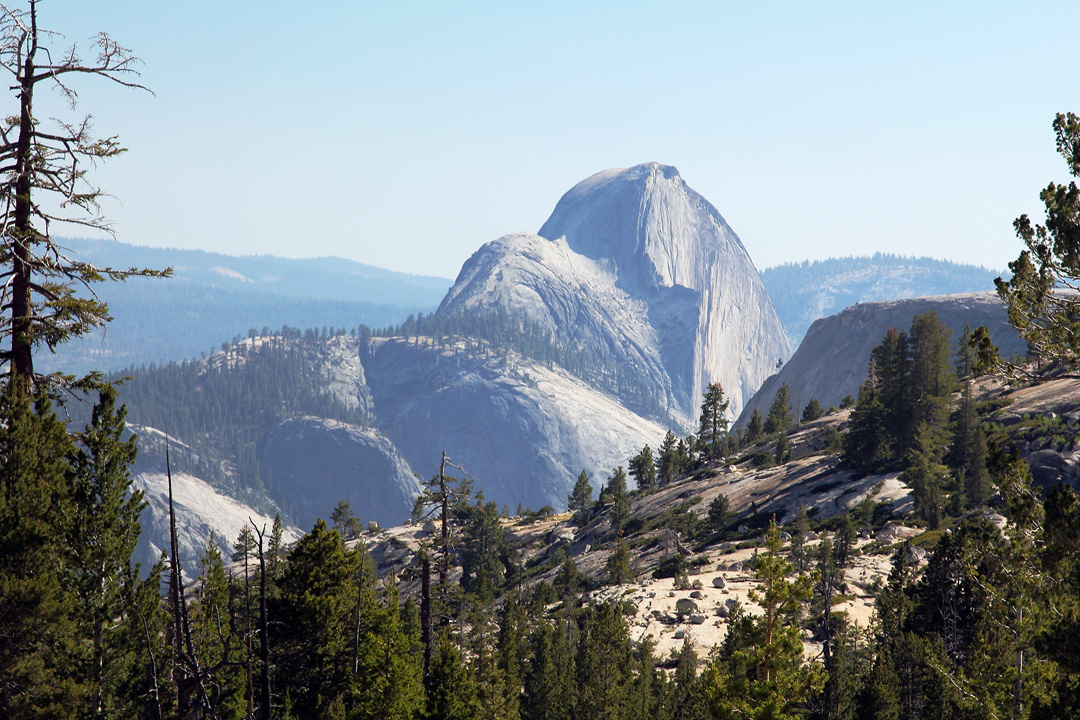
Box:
<box><xmin>761</xmin><ymin>253</ymin><xmax>1001</xmax><ymax>348</ymax></box>
<box><xmin>41</xmin><ymin>238</ymin><xmax>451</xmax><ymax>375</ymax></box>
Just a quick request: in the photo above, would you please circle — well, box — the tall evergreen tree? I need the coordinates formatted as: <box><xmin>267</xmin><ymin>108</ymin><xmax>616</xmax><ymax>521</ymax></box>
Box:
<box><xmin>697</xmin><ymin>382</ymin><xmax>730</xmax><ymax>462</ymax></box>
<box><xmin>764</xmin><ymin>384</ymin><xmax>794</xmax><ymax>436</ymax></box>
<box><xmin>628</xmin><ymin>445</ymin><xmax>657</xmax><ymax>490</ymax></box>
<box><xmin>745</xmin><ymin>408</ymin><xmax>765</xmax><ymax>444</ymax></box>
<box><xmin>272</xmin><ymin>519</ymin><xmax>362</xmax><ymax>720</ymax></box>
<box><xmin>607</xmin><ymin>467</ymin><xmax>631</xmax><ymax>534</ymax></box>
<box><xmin>66</xmin><ymin>385</ymin><xmax>155</xmax><ymax>719</ymax></box>
<box><xmin>576</xmin><ymin>603</ymin><xmax>632</xmax><ymax>720</ymax></box>
<box><xmin>568</xmin><ymin>469</ymin><xmax>593</xmax><ymax>513</ymax></box>
<box><xmin>657</xmin><ymin>430</ymin><xmax>682</xmax><ymax>485</ymax></box>
<box><xmin>0</xmin><ymin>387</ymin><xmax>80</xmax><ymax>719</ymax></box>
<box><xmin>708</xmin><ymin>519</ymin><xmax>823</xmax><ymax>720</ymax></box>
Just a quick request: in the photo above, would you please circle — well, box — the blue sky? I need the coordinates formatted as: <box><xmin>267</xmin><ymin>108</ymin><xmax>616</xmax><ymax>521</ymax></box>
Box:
<box><xmin>40</xmin><ymin>1</ymin><xmax>1080</xmax><ymax>278</ymax></box>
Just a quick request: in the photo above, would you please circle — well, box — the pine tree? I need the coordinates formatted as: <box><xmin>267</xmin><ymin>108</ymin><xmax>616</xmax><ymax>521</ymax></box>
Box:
<box><xmin>576</xmin><ymin>603</ymin><xmax>632</xmax><ymax>720</ymax></box>
<box><xmin>801</xmin><ymin>398</ymin><xmax>824</xmax><ymax>423</ymax></box>
<box><xmin>522</xmin><ymin>621</ymin><xmax>574</xmax><ymax>720</ymax></box>
<box><xmin>425</xmin><ymin>634</ymin><xmax>480</xmax><ymax>720</ymax></box>
<box><xmin>0</xmin><ymin>386</ymin><xmax>80</xmax><ymax>719</ymax></box>
<box><xmin>745</xmin><ymin>409</ymin><xmax>764</xmax><ymax>444</ymax></box>
<box><xmin>708</xmin><ymin>519</ymin><xmax>824</xmax><ymax>720</ymax></box>
<box><xmin>763</xmin><ymin>384</ymin><xmax>794</xmax><ymax>436</ymax></box>
<box><xmin>707</xmin><ymin>493</ymin><xmax>731</xmax><ymax>534</ymax></box>
<box><xmin>697</xmin><ymin>382</ymin><xmax>730</xmax><ymax>462</ymax></box>
<box><xmin>658</xmin><ymin>430</ymin><xmax>682</xmax><ymax>485</ymax></box>
<box><xmin>902</xmin><ymin>422</ymin><xmax>948</xmax><ymax>529</ymax></box>
<box><xmin>461</xmin><ymin>500</ymin><xmax>508</xmax><ymax>602</ymax></box>
<box><xmin>628</xmin><ymin>445</ymin><xmax>657</xmax><ymax>490</ymax></box>
<box><xmin>330</xmin><ymin>499</ymin><xmax>363</xmax><ymax>540</ymax></box>
<box><xmin>606</xmin><ymin>535</ymin><xmax>633</xmax><ymax>585</ymax></box>
<box><xmin>272</xmin><ymin>519</ymin><xmax>362</xmax><ymax>720</ymax></box>
<box><xmin>607</xmin><ymin>467</ymin><xmax>631</xmax><ymax>534</ymax></box>
<box><xmin>66</xmin><ymin>385</ymin><xmax>154</xmax><ymax>719</ymax></box>
<box><xmin>568</xmin><ymin>469</ymin><xmax>593</xmax><ymax>513</ymax></box>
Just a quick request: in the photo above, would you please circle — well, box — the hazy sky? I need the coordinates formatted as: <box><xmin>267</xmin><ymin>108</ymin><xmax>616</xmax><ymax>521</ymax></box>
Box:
<box><xmin>40</xmin><ymin>1</ymin><xmax>1080</xmax><ymax>279</ymax></box>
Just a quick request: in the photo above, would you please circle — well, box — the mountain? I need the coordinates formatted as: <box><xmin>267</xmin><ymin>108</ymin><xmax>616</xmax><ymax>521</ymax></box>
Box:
<box><xmin>107</xmin><ymin>162</ymin><xmax>788</xmax><ymax>545</ymax></box>
<box><xmin>761</xmin><ymin>254</ymin><xmax>1002</xmax><ymax>348</ymax></box>
<box><xmin>736</xmin><ymin>292</ymin><xmax>1028</xmax><ymax>427</ymax></box>
<box><xmin>442</xmin><ymin>162</ymin><xmax>790</xmax><ymax>424</ymax></box>
<box><xmin>42</xmin><ymin>238</ymin><xmax>452</xmax><ymax>375</ymax></box>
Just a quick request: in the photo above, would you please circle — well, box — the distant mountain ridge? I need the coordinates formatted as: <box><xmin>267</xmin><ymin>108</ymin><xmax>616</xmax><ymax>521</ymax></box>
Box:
<box><xmin>761</xmin><ymin>253</ymin><xmax>1002</xmax><ymax>349</ymax></box>
<box><xmin>43</xmin><ymin>238</ymin><xmax>452</xmax><ymax>374</ymax></box>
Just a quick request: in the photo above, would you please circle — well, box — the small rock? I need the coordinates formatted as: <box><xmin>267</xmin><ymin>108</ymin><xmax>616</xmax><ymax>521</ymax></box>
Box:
<box><xmin>712</xmin><ymin>576</ymin><xmax>727</xmax><ymax>589</ymax></box>
<box><xmin>690</xmin><ymin>590</ymin><xmax>702</xmax><ymax>599</ymax></box>
<box><xmin>668</xmin><ymin>591</ymin><xmax>676</xmax><ymax>598</ymax></box>
<box><xmin>674</xmin><ymin>629</ymin><xmax>685</xmax><ymax>639</ymax></box>
<box><xmin>779</xmin><ymin>531</ymin><xmax>791</xmax><ymax>542</ymax></box>
<box><xmin>716</xmin><ymin>605</ymin><xmax>729</xmax><ymax>618</ymax></box>
<box><xmin>688</xmin><ymin>566</ymin><xmax>701</xmax><ymax>576</ymax></box>
<box><xmin>690</xmin><ymin>614</ymin><xmax>707</xmax><ymax>625</ymax></box>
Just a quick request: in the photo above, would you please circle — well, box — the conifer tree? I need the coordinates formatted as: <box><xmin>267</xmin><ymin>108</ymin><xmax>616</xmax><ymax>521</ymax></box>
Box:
<box><xmin>522</xmin><ymin>622</ymin><xmax>574</xmax><ymax>720</ymax></box>
<box><xmin>745</xmin><ymin>408</ymin><xmax>764</xmax><ymax>444</ymax></box>
<box><xmin>628</xmin><ymin>444</ymin><xmax>657</xmax><ymax>490</ymax></box>
<box><xmin>0</xmin><ymin>386</ymin><xmax>79</xmax><ymax>719</ymax></box>
<box><xmin>697</xmin><ymin>382</ymin><xmax>730</xmax><ymax>462</ymax></box>
<box><xmin>801</xmin><ymin>398</ymin><xmax>824</xmax><ymax>423</ymax></box>
<box><xmin>576</xmin><ymin>603</ymin><xmax>632</xmax><ymax>720</ymax></box>
<box><xmin>607</xmin><ymin>467</ymin><xmax>631</xmax><ymax>534</ymax></box>
<box><xmin>272</xmin><ymin>519</ymin><xmax>362</xmax><ymax>720</ymax></box>
<box><xmin>65</xmin><ymin>384</ymin><xmax>152</xmax><ymax>719</ymax></box>
<box><xmin>330</xmin><ymin>499</ymin><xmax>363</xmax><ymax>540</ymax></box>
<box><xmin>763</xmin><ymin>384</ymin><xmax>794</xmax><ymax>436</ymax></box>
<box><xmin>606</xmin><ymin>535</ymin><xmax>632</xmax><ymax>585</ymax></box>
<box><xmin>568</xmin><ymin>469</ymin><xmax>593</xmax><ymax>513</ymax></box>
<box><xmin>708</xmin><ymin>519</ymin><xmax>823</xmax><ymax>720</ymax></box>
<box><xmin>425</xmin><ymin>634</ymin><xmax>480</xmax><ymax>720</ymax></box>
<box><xmin>659</xmin><ymin>429</ymin><xmax>690</xmax><ymax>485</ymax></box>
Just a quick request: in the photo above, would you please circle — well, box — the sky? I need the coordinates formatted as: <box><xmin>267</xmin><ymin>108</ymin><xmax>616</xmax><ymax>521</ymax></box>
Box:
<box><xmin>38</xmin><ymin>1</ymin><xmax>1080</xmax><ymax>279</ymax></box>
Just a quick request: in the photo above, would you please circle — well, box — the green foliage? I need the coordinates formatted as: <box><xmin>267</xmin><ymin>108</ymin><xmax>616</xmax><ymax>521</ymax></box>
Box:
<box><xmin>707</xmin><ymin>519</ymin><xmax>824</xmax><ymax>720</ymax></box>
<box><xmin>745</xmin><ymin>408</ymin><xmax>765</xmax><ymax>444</ymax></box>
<box><xmin>461</xmin><ymin>500</ymin><xmax>512</xmax><ymax>601</ymax></box>
<box><xmin>801</xmin><ymin>398</ymin><xmax>824</xmax><ymax>423</ymax></box>
<box><xmin>606</xmin><ymin>535</ymin><xmax>633</xmax><ymax>585</ymax></box>
<box><xmin>568</xmin><ymin>469</ymin><xmax>594</xmax><ymax>513</ymax></box>
<box><xmin>995</xmin><ymin>111</ymin><xmax>1080</xmax><ymax>377</ymax></box>
<box><xmin>697</xmin><ymin>382</ymin><xmax>730</xmax><ymax>462</ymax></box>
<box><xmin>764</xmin><ymin>384</ymin><xmax>794</xmax><ymax>436</ymax></box>
<box><xmin>629</xmin><ymin>444</ymin><xmax>658</xmax><ymax>490</ymax></box>
<box><xmin>330</xmin><ymin>498</ymin><xmax>363</xmax><ymax>540</ymax></box>
<box><xmin>842</xmin><ymin>312</ymin><xmax>956</xmax><ymax>478</ymax></box>
<box><xmin>658</xmin><ymin>429</ymin><xmax>689</xmax><ymax>485</ymax></box>
<box><xmin>607</xmin><ymin>467</ymin><xmax>631</xmax><ymax>534</ymax></box>
<box><xmin>707</xmin><ymin>493</ymin><xmax>731</xmax><ymax>533</ymax></box>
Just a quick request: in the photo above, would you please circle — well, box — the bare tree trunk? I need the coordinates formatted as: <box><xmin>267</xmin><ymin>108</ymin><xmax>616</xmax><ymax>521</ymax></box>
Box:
<box><xmin>253</xmin><ymin>522</ymin><xmax>272</xmax><ymax>720</ymax></box>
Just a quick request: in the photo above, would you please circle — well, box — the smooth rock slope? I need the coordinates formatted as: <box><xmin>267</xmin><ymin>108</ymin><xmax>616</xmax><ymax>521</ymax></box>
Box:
<box><xmin>737</xmin><ymin>292</ymin><xmax>1027</xmax><ymax>425</ymax></box>
<box><xmin>441</xmin><ymin>162</ymin><xmax>789</xmax><ymax>424</ymax></box>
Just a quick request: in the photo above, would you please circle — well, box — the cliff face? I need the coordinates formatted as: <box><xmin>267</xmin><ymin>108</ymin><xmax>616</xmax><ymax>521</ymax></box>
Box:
<box><xmin>364</xmin><ymin>337</ymin><xmax>667</xmax><ymax>511</ymax></box>
<box><xmin>257</xmin><ymin>417</ymin><xmax>420</xmax><ymax>532</ymax></box>
<box><xmin>441</xmin><ymin>162</ymin><xmax>789</xmax><ymax>423</ymax></box>
<box><xmin>736</xmin><ymin>292</ymin><xmax>1028</xmax><ymax>426</ymax></box>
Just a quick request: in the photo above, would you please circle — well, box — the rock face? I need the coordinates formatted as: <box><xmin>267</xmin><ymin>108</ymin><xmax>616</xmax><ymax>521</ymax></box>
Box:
<box><xmin>257</xmin><ymin>417</ymin><xmax>421</xmax><ymax>532</ymax></box>
<box><xmin>364</xmin><ymin>337</ymin><xmax>667</xmax><ymax>511</ymax></box>
<box><xmin>128</xmin><ymin>427</ymin><xmax>302</xmax><ymax>575</ymax></box>
<box><xmin>737</xmin><ymin>292</ymin><xmax>1028</xmax><ymax>426</ymax></box>
<box><xmin>441</xmin><ymin>163</ymin><xmax>789</xmax><ymax>424</ymax></box>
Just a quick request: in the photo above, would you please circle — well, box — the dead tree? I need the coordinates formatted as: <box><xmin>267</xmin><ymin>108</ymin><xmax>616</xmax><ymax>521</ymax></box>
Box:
<box><xmin>0</xmin><ymin>0</ymin><xmax>168</xmax><ymax>388</ymax></box>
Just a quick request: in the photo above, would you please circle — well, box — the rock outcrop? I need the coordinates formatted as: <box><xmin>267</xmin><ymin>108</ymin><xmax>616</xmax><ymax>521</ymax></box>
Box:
<box><xmin>737</xmin><ymin>292</ymin><xmax>1027</xmax><ymax>426</ymax></box>
<box><xmin>365</xmin><ymin>337</ymin><xmax>667</xmax><ymax>510</ymax></box>
<box><xmin>257</xmin><ymin>416</ymin><xmax>421</xmax><ymax>532</ymax></box>
<box><xmin>441</xmin><ymin>162</ymin><xmax>789</xmax><ymax>424</ymax></box>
